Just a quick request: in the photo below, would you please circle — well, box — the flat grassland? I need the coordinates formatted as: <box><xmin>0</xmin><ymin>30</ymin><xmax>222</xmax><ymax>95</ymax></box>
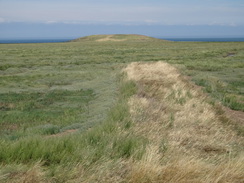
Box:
<box><xmin>0</xmin><ymin>35</ymin><xmax>243</xmax><ymax>182</ymax></box>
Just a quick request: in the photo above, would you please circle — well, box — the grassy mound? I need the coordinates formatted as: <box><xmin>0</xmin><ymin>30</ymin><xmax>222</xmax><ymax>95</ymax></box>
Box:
<box><xmin>71</xmin><ymin>34</ymin><xmax>163</xmax><ymax>42</ymax></box>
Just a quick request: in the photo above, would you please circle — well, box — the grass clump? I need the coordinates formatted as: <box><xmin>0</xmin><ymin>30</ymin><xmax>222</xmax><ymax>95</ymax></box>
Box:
<box><xmin>194</xmin><ymin>77</ymin><xmax>244</xmax><ymax>111</ymax></box>
<box><xmin>34</xmin><ymin>124</ymin><xmax>61</xmax><ymax>135</ymax></box>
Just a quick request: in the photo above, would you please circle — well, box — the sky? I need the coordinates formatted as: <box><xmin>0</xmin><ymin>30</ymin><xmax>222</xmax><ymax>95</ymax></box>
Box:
<box><xmin>0</xmin><ymin>0</ymin><xmax>244</xmax><ymax>39</ymax></box>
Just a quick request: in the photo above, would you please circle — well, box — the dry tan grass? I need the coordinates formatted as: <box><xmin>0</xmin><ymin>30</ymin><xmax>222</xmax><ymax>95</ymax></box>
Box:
<box><xmin>4</xmin><ymin>61</ymin><xmax>243</xmax><ymax>183</ymax></box>
<box><xmin>96</xmin><ymin>35</ymin><xmax>126</xmax><ymax>42</ymax></box>
<box><xmin>2</xmin><ymin>163</ymin><xmax>45</xmax><ymax>183</ymax></box>
<box><xmin>125</xmin><ymin>61</ymin><xmax>244</xmax><ymax>183</ymax></box>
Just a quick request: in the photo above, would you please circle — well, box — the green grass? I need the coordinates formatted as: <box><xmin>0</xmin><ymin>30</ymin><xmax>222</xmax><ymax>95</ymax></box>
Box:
<box><xmin>0</xmin><ymin>89</ymin><xmax>95</xmax><ymax>139</ymax></box>
<box><xmin>0</xmin><ymin>74</ymin><xmax>147</xmax><ymax>182</ymax></box>
<box><xmin>0</xmin><ymin>35</ymin><xmax>244</xmax><ymax>182</ymax></box>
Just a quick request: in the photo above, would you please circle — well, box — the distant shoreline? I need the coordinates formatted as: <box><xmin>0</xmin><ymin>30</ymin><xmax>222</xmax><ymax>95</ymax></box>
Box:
<box><xmin>0</xmin><ymin>38</ymin><xmax>72</xmax><ymax>44</ymax></box>
<box><xmin>162</xmin><ymin>38</ymin><xmax>244</xmax><ymax>42</ymax></box>
<box><xmin>1</xmin><ymin>37</ymin><xmax>244</xmax><ymax>44</ymax></box>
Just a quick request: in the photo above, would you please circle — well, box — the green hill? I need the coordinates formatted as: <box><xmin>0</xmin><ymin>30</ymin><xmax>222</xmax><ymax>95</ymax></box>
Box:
<box><xmin>71</xmin><ymin>34</ymin><xmax>164</xmax><ymax>42</ymax></box>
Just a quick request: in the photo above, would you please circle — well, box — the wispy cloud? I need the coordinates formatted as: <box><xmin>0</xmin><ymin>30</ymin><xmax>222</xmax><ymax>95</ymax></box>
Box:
<box><xmin>0</xmin><ymin>17</ymin><xmax>5</xmax><ymax>23</ymax></box>
<box><xmin>0</xmin><ymin>1</ymin><xmax>243</xmax><ymax>26</ymax></box>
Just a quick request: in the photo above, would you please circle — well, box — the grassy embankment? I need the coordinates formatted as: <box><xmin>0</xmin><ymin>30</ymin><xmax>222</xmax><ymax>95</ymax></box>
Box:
<box><xmin>0</xmin><ymin>34</ymin><xmax>243</xmax><ymax>182</ymax></box>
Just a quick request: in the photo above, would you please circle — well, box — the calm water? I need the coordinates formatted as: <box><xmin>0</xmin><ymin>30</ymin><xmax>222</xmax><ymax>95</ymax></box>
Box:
<box><xmin>161</xmin><ymin>38</ymin><xmax>244</xmax><ymax>42</ymax></box>
<box><xmin>0</xmin><ymin>38</ymin><xmax>244</xmax><ymax>44</ymax></box>
<box><xmin>0</xmin><ymin>38</ymin><xmax>72</xmax><ymax>44</ymax></box>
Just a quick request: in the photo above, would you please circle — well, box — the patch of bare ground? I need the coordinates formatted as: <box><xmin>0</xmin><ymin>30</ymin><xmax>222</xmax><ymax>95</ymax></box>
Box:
<box><xmin>124</xmin><ymin>62</ymin><xmax>244</xmax><ymax>183</ymax></box>
<box><xmin>1</xmin><ymin>123</ymin><xmax>19</xmax><ymax>131</ymax></box>
<box><xmin>0</xmin><ymin>102</ymin><xmax>15</xmax><ymax>110</ymax></box>
<box><xmin>96</xmin><ymin>35</ymin><xmax>126</xmax><ymax>42</ymax></box>
<box><xmin>1</xmin><ymin>163</ymin><xmax>45</xmax><ymax>183</ymax></box>
<box><xmin>223</xmin><ymin>106</ymin><xmax>244</xmax><ymax>125</ymax></box>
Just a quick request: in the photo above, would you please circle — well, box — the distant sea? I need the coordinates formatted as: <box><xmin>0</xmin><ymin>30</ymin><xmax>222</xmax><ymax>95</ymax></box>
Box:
<box><xmin>0</xmin><ymin>37</ymin><xmax>244</xmax><ymax>44</ymax></box>
<box><xmin>161</xmin><ymin>38</ymin><xmax>244</xmax><ymax>42</ymax></box>
<box><xmin>0</xmin><ymin>38</ymin><xmax>72</xmax><ymax>44</ymax></box>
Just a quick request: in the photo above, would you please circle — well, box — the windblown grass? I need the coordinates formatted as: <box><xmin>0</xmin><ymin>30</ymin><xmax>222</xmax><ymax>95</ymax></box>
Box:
<box><xmin>0</xmin><ymin>35</ymin><xmax>243</xmax><ymax>182</ymax></box>
<box><xmin>125</xmin><ymin>62</ymin><xmax>244</xmax><ymax>183</ymax></box>
<box><xmin>0</xmin><ymin>74</ymin><xmax>148</xmax><ymax>182</ymax></box>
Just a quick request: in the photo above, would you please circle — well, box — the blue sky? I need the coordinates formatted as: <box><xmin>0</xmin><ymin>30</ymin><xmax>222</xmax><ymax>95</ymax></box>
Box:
<box><xmin>0</xmin><ymin>0</ymin><xmax>244</xmax><ymax>38</ymax></box>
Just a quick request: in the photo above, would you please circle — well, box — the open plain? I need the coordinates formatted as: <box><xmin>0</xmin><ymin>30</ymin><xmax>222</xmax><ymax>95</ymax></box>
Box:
<box><xmin>0</xmin><ymin>35</ymin><xmax>243</xmax><ymax>182</ymax></box>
